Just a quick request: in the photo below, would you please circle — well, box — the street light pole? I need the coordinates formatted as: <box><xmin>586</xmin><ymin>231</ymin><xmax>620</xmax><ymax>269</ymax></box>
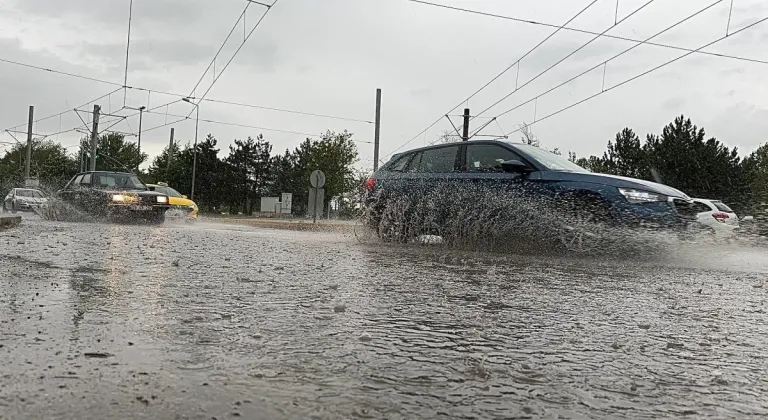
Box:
<box><xmin>137</xmin><ymin>106</ymin><xmax>145</xmax><ymax>155</ymax></box>
<box><xmin>182</xmin><ymin>97</ymin><xmax>199</xmax><ymax>201</ymax></box>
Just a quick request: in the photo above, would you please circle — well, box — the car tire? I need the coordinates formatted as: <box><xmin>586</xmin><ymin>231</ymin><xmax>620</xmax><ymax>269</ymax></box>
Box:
<box><xmin>377</xmin><ymin>198</ymin><xmax>413</xmax><ymax>244</ymax></box>
<box><xmin>555</xmin><ymin>193</ymin><xmax>611</xmax><ymax>254</ymax></box>
<box><xmin>1</xmin><ymin>202</ymin><xmax>6</xmax><ymax>213</ymax></box>
<box><xmin>11</xmin><ymin>200</ymin><xmax>17</xmax><ymax>214</ymax></box>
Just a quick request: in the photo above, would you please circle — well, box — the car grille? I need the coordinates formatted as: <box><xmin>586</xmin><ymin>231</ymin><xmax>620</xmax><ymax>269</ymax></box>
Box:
<box><xmin>140</xmin><ymin>195</ymin><xmax>159</xmax><ymax>206</ymax></box>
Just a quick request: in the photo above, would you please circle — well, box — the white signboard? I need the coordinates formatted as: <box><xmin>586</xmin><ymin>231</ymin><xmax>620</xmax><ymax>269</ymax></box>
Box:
<box><xmin>260</xmin><ymin>197</ymin><xmax>279</xmax><ymax>213</ymax></box>
<box><xmin>281</xmin><ymin>193</ymin><xmax>292</xmax><ymax>214</ymax></box>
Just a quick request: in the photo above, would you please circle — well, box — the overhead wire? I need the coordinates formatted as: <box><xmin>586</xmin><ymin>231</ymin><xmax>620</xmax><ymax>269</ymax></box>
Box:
<box><xmin>504</xmin><ymin>15</ymin><xmax>768</xmax><ymax>136</ymax></box>
<box><xmin>381</xmin><ymin>0</ymin><xmax>600</xmax><ymax>160</ymax></box>
<box><xmin>473</xmin><ymin>0</ymin><xmax>660</xmax><ymax>120</ymax></box>
<box><xmin>141</xmin><ymin>109</ymin><xmax>374</xmax><ymax>143</ymax></box>
<box><xmin>187</xmin><ymin>1</ymin><xmax>254</xmax><ymax>98</ymax></box>
<box><xmin>405</xmin><ymin>0</ymin><xmax>768</xmax><ymax>66</ymax></box>
<box><xmin>493</xmin><ymin>0</ymin><xmax>724</xmax><ymax>120</ymax></box>
<box><xmin>187</xmin><ymin>0</ymin><xmax>280</xmax><ymax>117</ymax></box>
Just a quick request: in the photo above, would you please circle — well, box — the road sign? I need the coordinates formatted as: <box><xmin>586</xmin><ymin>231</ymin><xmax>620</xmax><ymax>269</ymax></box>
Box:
<box><xmin>310</xmin><ymin>170</ymin><xmax>326</xmax><ymax>189</ymax></box>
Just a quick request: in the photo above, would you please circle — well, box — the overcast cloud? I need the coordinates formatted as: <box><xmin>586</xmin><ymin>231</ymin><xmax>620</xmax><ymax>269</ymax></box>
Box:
<box><xmin>1</xmin><ymin>0</ymin><xmax>767</xmax><ymax>170</ymax></box>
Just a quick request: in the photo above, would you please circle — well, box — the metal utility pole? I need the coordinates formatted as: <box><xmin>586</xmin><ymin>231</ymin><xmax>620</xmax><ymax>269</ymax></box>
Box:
<box><xmin>182</xmin><ymin>97</ymin><xmax>200</xmax><ymax>201</ymax></box>
<box><xmin>167</xmin><ymin>128</ymin><xmax>174</xmax><ymax>174</ymax></box>
<box><xmin>137</xmin><ymin>106</ymin><xmax>145</xmax><ymax>155</ymax></box>
<box><xmin>462</xmin><ymin>108</ymin><xmax>470</xmax><ymax>141</ymax></box>
<box><xmin>373</xmin><ymin>88</ymin><xmax>381</xmax><ymax>171</ymax></box>
<box><xmin>89</xmin><ymin>105</ymin><xmax>101</xmax><ymax>171</ymax></box>
<box><xmin>191</xmin><ymin>105</ymin><xmax>199</xmax><ymax>201</ymax></box>
<box><xmin>24</xmin><ymin>106</ymin><xmax>34</xmax><ymax>183</ymax></box>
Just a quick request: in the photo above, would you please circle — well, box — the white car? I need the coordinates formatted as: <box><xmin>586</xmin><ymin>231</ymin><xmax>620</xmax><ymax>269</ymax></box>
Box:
<box><xmin>691</xmin><ymin>198</ymin><xmax>739</xmax><ymax>236</ymax></box>
<box><xmin>3</xmin><ymin>188</ymin><xmax>48</xmax><ymax>213</ymax></box>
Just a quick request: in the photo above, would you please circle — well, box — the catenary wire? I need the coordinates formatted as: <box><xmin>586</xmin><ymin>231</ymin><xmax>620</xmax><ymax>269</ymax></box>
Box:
<box><xmin>381</xmin><ymin>0</ymin><xmax>600</xmax><ymax>160</ymax></box>
<box><xmin>493</xmin><ymin>0</ymin><xmax>723</xmax><ymax>119</ymax></box>
<box><xmin>405</xmin><ymin>0</ymin><xmax>767</xmax><ymax>66</ymax></box>
<box><xmin>503</xmin><ymin>15</ymin><xmax>768</xmax><ymax>136</ymax></box>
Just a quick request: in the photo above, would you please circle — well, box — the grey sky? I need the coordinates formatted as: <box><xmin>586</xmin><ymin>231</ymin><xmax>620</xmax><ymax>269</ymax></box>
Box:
<box><xmin>1</xmin><ymin>0</ymin><xmax>766</xmax><ymax>171</ymax></box>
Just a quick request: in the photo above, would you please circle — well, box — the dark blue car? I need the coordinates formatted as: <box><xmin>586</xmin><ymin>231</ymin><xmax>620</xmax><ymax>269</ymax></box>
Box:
<box><xmin>363</xmin><ymin>140</ymin><xmax>697</xmax><ymax>251</ymax></box>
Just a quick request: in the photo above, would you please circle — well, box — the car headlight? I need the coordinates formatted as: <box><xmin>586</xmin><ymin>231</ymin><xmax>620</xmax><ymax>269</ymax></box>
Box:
<box><xmin>112</xmin><ymin>194</ymin><xmax>125</xmax><ymax>202</ymax></box>
<box><xmin>618</xmin><ymin>188</ymin><xmax>665</xmax><ymax>204</ymax></box>
<box><xmin>157</xmin><ymin>196</ymin><xmax>168</xmax><ymax>204</ymax></box>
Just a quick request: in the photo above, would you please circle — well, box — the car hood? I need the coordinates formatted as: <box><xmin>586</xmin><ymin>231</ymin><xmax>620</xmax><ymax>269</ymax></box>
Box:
<box><xmin>544</xmin><ymin>171</ymin><xmax>691</xmax><ymax>199</ymax></box>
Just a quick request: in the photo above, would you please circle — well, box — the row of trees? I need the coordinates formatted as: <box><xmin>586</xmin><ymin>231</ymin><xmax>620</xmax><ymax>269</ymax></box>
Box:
<box><xmin>566</xmin><ymin>115</ymin><xmax>767</xmax><ymax>214</ymax></box>
<box><xmin>0</xmin><ymin>130</ymin><xmax>363</xmax><ymax>216</ymax></box>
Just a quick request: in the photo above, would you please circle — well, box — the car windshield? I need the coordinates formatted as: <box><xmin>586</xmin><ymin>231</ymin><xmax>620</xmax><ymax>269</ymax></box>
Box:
<box><xmin>93</xmin><ymin>173</ymin><xmax>147</xmax><ymax>190</ymax></box>
<box><xmin>16</xmin><ymin>189</ymin><xmax>34</xmax><ymax>197</ymax></box>
<box><xmin>510</xmin><ymin>143</ymin><xmax>590</xmax><ymax>172</ymax></box>
<box><xmin>156</xmin><ymin>186</ymin><xmax>183</xmax><ymax>198</ymax></box>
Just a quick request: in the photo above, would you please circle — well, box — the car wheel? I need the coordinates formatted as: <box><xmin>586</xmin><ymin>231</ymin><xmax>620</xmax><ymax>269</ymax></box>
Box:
<box><xmin>556</xmin><ymin>194</ymin><xmax>610</xmax><ymax>253</ymax></box>
<box><xmin>11</xmin><ymin>200</ymin><xmax>17</xmax><ymax>214</ymax></box>
<box><xmin>1</xmin><ymin>202</ymin><xmax>6</xmax><ymax>213</ymax></box>
<box><xmin>377</xmin><ymin>198</ymin><xmax>412</xmax><ymax>243</ymax></box>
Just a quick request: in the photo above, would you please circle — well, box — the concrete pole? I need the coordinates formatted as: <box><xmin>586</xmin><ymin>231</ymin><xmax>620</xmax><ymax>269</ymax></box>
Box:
<box><xmin>167</xmin><ymin>127</ymin><xmax>174</xmax><ymax>175</ymax></box>
<box><xmin>89</xmin><ymin>105</ymin><xmax>101</xmax><ymax>171</ymax></box>
<box><xmin>462</xmin><ymin>108</ymin><xmax>470</xmax><ymax>141</ymax></box>
<box><xmin>191</xmin><ymin>105</ymin><xmax>199</xmax><ymax>201</ymax></box>
<box><xmin>373</xmin><ymin>88</ymin><xmax>381</xmax><ymax>171</ymax></box>
<box><xmin>24</xmin><ymin>106</ymin><xmax>34</xmax><ymax>184</ymax></box>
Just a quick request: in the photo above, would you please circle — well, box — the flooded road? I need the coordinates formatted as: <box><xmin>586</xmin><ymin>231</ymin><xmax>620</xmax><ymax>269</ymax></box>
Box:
<box><xmin>1</xmin><ymin>216</ymin><xmax>768</xmax><ymax>419</ymax></box>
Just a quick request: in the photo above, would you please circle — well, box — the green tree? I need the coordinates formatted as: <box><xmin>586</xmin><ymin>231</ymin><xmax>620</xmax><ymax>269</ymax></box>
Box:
<box><xmin>603</xmin><ymin>128</ymin><xmax>645</xmax><ymax>178</ymax></box>
<box><xmin>0</xmin><ymin>139</ymin><xmax>78</xmax><ymax>194</ymax></box>
<box><xmin>77</xmin><ymin>133</ymin><xmax>147</xmax><ymax>172</ymax></box>
<box><xmin>742</xmin><ymin>143</ymin><xmax>768</xmax><ymax>207</ymax></box>
<box><xmin>642</xmin><ymin>115</ymin><xmax>743</xmax><ymax>203</ymax></box>
<box><xmin>226</xmin><ymin>135</ymin><xmax>273</xmax><ymax>215</ymax></box>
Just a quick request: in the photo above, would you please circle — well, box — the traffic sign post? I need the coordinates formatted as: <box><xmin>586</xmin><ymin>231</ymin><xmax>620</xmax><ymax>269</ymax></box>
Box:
<box><xmin>309</xmin><ymin>170</ymin><xmax>326</xmax><ymax>224</ymax></box>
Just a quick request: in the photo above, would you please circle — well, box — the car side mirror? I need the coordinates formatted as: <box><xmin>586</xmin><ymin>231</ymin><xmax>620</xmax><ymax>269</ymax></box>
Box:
<box><xmin>500</xmin><ymin>159</ymin><xmax>532</xmax><ymax>174</ymax></box>
<box><xmin>182</xmin><ymin>195</ymin><xmax>188</xmax><ymax>199</ymax></box>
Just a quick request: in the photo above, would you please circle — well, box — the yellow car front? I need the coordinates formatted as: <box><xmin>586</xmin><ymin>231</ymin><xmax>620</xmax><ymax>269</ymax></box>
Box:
<box><xmin>146</xmin><ymin>183</ymin><xmax>199</xmax><ymax>221</ymax></box>
<box><xmin>169</xmin><ymin>195</ymin><xmax>199</xmax><ymax>220</ymax></box>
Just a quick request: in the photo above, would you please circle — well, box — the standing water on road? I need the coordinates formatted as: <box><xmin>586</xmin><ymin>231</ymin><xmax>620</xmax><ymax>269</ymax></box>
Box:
<box><xmin>1</xmin><ymin>217</ymin><xmax>768</xmax><ymax>419</ymax></box>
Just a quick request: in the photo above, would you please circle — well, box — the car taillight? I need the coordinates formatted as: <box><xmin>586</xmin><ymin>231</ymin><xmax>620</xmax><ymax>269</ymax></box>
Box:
<box><xmin>364</xmin><ymin>178</ymin><xmax>376</xmax><ymax>192</ymax></box>
<box><xmin>712</xmin><ymin>212</ymin><xmax>729</xmax><ymax>222</ymax></box>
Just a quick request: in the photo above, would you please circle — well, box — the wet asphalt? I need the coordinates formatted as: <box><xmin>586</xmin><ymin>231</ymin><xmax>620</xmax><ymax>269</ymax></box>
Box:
<box><xmin>1</xmin><ymin>214</ymin><xmax>768</xmax><ymax>419</ymax></box>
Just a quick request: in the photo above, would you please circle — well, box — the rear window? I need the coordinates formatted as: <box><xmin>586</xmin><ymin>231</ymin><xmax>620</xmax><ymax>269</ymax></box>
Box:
<box><xmin>383</xmin><ymin>154</ymin><xmax>410</xmax><ymax>172</ymax></box>
<box><xmin>712</xmin><ymin>201</ymin><xmax>733</xmax><ymax>212</ymax></box>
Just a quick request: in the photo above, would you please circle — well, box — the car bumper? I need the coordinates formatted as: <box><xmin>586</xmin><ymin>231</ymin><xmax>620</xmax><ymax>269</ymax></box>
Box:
<box><xmin>107</xmin><ymin>203</ymin><xmax>170</xmax><ymax>214</ymax></box>
<box><xmin>609</xmin><ymin>199</ymin><xmax>694</xmax><ymax>231</ymax></box>
<box><xmin>166</xmin><ymin>206</ymin><xmax>198</xmax><ymax>220</ymax></box>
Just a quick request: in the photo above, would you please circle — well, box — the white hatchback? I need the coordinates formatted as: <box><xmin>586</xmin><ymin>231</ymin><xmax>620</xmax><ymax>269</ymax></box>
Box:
<box><xmin>691</xmin><ymin>198</ymin><xmax>739</xmax><ymax>236</ymax></box>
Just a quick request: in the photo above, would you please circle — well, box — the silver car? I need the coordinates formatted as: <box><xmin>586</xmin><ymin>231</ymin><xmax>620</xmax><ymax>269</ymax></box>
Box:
<box><xmin>3</xmin><ymin>188</ymin><xmax>47</xmax><ymax>213</ymax></box>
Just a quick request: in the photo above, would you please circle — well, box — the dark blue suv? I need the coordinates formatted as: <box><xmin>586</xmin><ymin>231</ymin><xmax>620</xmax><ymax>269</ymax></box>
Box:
<box><xmin>363</xmin><ymin>140</ymin><xmax>696</xmax><ymax>251</ymax></box>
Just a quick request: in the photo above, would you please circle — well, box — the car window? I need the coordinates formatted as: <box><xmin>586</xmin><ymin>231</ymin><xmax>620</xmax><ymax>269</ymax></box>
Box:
<box><xmin>17</xmin><ymin>190</ymin><xmax>33</xmax><ymax>197</ymax></box>
<box><xmin>712</xmin><ymin>201</ymin><xmax>733</xmax><ymax>212</ymax></box>
<box><xmin>466</xmin><ymin>144</ymin><xmax>525</xmax><ymax>172</ymax></box>
<box><xmin>411</xmin><ymin>146</ymin><xmax>459</xmax><ymax>173</ymax></box>
<box><xmin>68</xmin><ymin>175</ymin><xmax>84</xmax><ymax>189</ymax></box>
<box><xmin>167</xmin><ymin>188</ymin><xmax>183</xmax><ymax>198</ymax></box>
<box><xmin>93</xmin><ymin>173</ymin><xmax>147</xmax><ymax>190</ymax></box>
<box><xmin>386</xmin><ymin>155</ymin><xmax>411</xmax><ymax>172</ymax></box>
<box><xmin>33</xmin><ymin>191</ymin><xmax>44</xmax><ymax>198</ymax></box>
<box><xmin>693</xmin><ymin>201</ymin><xmax>713</xmax><ymax>213</ymax></box>
<box><xmin>405</xmin><ymin>152</ymin><xmax>423</xmax><ymax>173</ymax></box>
<box><xmin>81</xmin><ymin>173</ymin><xmax>92</xmax><ymax>185</ymax></box>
